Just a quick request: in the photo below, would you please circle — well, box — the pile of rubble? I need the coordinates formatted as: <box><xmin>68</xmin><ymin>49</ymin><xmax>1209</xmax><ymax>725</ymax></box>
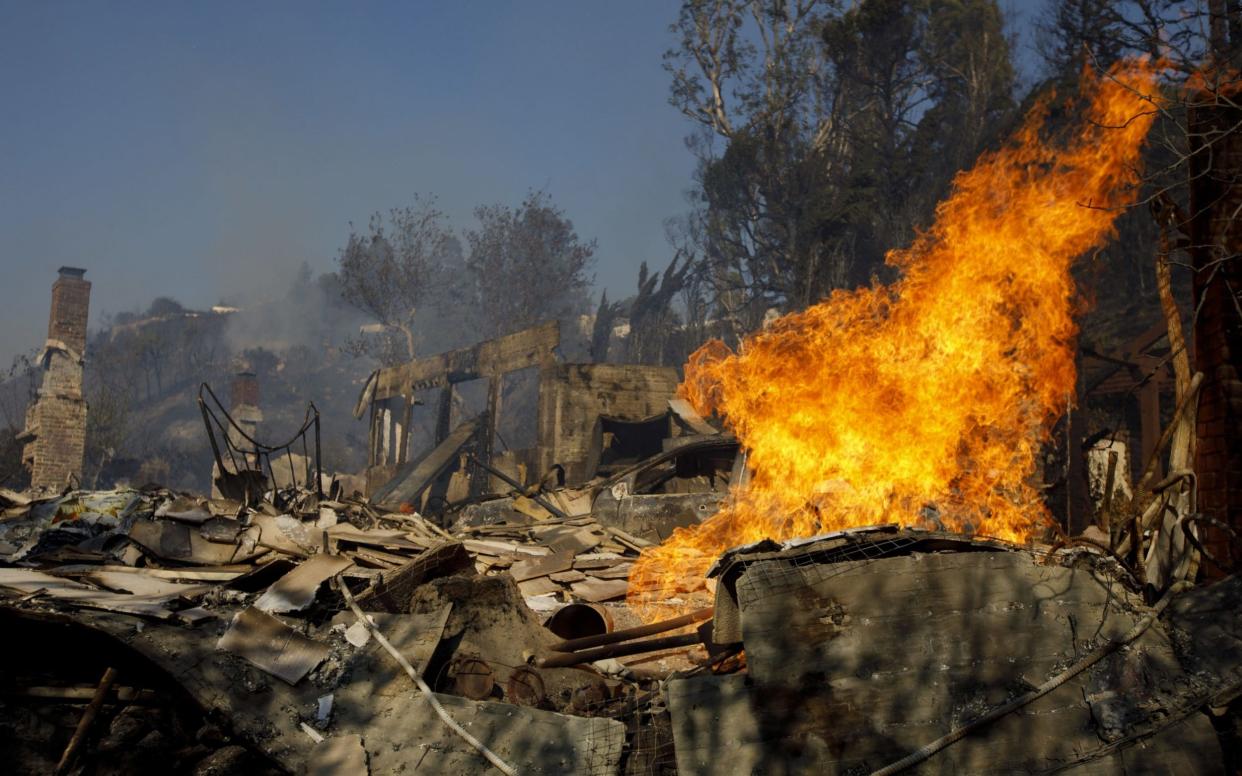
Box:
<box><xmin>3</xmin><ymin>478</ymin><xmax>1242</xmax><ymax>774</ymax></box>
<box><xmin>0</xmin><ymin>479</ymin><xmax>701</xmax><ymax>774</ymax></box>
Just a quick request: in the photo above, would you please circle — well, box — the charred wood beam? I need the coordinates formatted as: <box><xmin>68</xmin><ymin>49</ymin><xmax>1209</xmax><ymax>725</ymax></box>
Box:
<box><xmin>54</xmin><ymin>666</ymin><xmax>118</xmax><ymax>775</ymax></box>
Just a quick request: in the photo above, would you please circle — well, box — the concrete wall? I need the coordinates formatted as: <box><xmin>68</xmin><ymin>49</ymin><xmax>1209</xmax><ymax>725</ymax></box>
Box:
<box><xmin>537</xmin><ymin>363</ymin><xmax>680</xmax><ymax>483</ymax></box>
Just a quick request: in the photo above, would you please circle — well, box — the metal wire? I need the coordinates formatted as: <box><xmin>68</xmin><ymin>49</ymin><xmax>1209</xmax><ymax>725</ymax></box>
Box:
<box><xmin>733</xmin><ymin>533</ymin><xmax>923</xmax><ymax>606</ymax></box>
<box><xmin>197</xmin><ymin>382</ymin><xmax>322</xmax><ymax>498</ymax></box>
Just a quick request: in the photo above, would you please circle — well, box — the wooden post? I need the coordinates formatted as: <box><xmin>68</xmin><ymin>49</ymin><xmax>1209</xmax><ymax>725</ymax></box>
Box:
<box><xmin>368</xmin><ymin>402</ymin><xmax>379</xmax><ymax>468</ymax></box>
<box><xmin>1139</xmin><ymin>380</ymin><xmax>1162</xmax><ymax>484</ymax></box>
<box><xmin>397</xmin><ymin>396</ymin><xmax>414</xmax><ymax>465</ymax></box>
<box><xmin>380</xmin><ymin>404</ymin><xmax>393</xmax><ymax>465</ymax></box>
<box><xmin>435</xmin><ymin>385</ymin><xmax>453</xmax><ymax>444</ymax></box>
<box><xmin>468</xmin><ymin>377</ymin><xmax>503</xmax><ymax>498</ymax></box>
<box><xmin>485</xmin><ymin>377</ymin><xmax>503</xmax><ymax>454</ymax></box>
<box><xmin>54</xmin><ymin>667</ymin><xmax>118</xmax><ymax>775</ymax></box>
<box><xmin>1101</xmin><ymin>450</ymin><xmax>1119</xmax><ymax>531</ymax></box>
<box><xmin>1067</xmin><ymin>386</ymin><xmax>1092</xmax><ymax>536</ymax></box>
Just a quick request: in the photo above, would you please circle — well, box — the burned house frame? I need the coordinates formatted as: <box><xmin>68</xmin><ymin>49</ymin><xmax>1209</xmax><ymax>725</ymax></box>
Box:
<box><xmin>359</xmin><ymin>321</ymin><xmax>561</xmax><ymax>503</ymax></box>
<box><xmin>358</xmin><ymin>321</ymin><xmax>684</xmax><ymax>511</ymax></box>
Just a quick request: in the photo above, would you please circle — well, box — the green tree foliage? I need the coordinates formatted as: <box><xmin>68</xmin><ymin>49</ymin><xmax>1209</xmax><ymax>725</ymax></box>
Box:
<box><xmin>464</xmin><ymin>191</ymin><xmax>595</xmax><ymax>339</ymax></box>
<box><xmin>1033</xmin><ymin>0</ymin><xmax>1239</xmax><ymax>311</ymax></box>
<box><xmin>337</xmin><ymin>191</ymin><xmax>594</xmax><ymax>358</ymax></box>
<box><xmin>665</xmin><ymin>0</ymin><xmax>1017</xmax><ymax>340</ymax></box>
<box><xmin>337</xmin><ymin>195</ymin><xmax>462</xmax><ymax>364</ymax></box>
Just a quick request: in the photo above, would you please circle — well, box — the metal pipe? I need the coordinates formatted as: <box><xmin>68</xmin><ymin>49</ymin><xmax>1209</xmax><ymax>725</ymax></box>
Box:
<box><xmin>539</xmin><ymin>632</ymin><xmax>702</xmax><ymax>668</ymax></box>
<box><xmin>549</xmin><ymin>606</ymin><xmax>713</xmax><ymax>653</ymax></box>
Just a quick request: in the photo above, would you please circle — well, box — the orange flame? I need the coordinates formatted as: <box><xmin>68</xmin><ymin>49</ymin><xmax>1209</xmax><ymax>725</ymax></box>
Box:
<box><xmin>628</xmin><ymin>61</ymin><xmax>1162</xmax><ymax>620</ymax></box>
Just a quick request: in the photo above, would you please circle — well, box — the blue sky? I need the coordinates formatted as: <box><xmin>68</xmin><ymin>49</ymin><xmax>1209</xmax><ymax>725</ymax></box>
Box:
<box><xmin>0</xmin><ymin>1</ymin><xmax>1046</xmax><ymax>366</ymax></box>
<box><xmin>0</xmin><ymin>2</ymin><xmax>699</xmax><ymax>363</ymax></box>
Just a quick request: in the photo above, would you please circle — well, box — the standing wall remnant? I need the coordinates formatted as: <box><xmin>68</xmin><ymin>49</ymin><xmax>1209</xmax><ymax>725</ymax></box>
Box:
<box><xmin>536</xmin><ymin>363</ymin><xmax>681</xmax><ymax>483</ymax></box>
<box><xmin>21</xmin><ymin>267</ymin><xmax>91</xmax><ymax>490</ymax></box>
<box><xmin>1188</xmin><ymin>93</ymin><xmax>1242</xmax><ymax>573</ymax></box>
<box><xmin>210</xmin><ymin>371</ymin><xmax>264</xmax><ymax>498</ymax></box>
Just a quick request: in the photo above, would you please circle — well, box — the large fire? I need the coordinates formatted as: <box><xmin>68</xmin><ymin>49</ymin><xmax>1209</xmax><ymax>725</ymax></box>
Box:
<box><xmin>628</xmin><ymin>61</ymin><xmax>1162</xmax><ymax>621</ymax></box>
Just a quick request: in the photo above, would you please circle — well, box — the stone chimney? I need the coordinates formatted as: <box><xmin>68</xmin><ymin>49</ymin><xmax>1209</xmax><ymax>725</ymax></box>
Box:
<box><xmin>210</xmin><ymin>371</ymin><xmax>264</xmax><ymax>498</ymax></box>
<box><xmin>23</xmin><ymin>267</ymin><xmax>91</xmax><ymax>489</ymax></box>
<box><xmin>231</xmin><ymin>370</ymin><xmax>260</xmax><ymax>412</ymax></box>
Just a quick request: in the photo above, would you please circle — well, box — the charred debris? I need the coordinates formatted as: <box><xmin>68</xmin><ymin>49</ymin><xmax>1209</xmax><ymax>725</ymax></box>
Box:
<box><xmin>2</xmin><ymin>320</ymin><xmax>1242</xmax><ymax>775</ymax></box>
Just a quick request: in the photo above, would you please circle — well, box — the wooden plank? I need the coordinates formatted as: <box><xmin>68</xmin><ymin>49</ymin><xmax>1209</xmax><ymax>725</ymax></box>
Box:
<box><xmin>357</xmin><ymin>545</ymin><xmax>431</xmax><ymax>565</ymax></box>
<box><xmin>573</xmin><ymin>553</ymin><xmax>626</xmax><ymax>570</ymax></box>
<box><xmin>509</xmin><ymin>550</ymin><xmax>575</xmax><ymax>582</ymax></box>
<box><xmin>0</xmin><ymin>568</ymin><xmax>176</xmax><ymax>618</ymax></box>
<box><xmin>517</xmin><ymin>577</ymin><xmax>561</xmax><ymax>597</ymax></box>
<box><xmin>463</xmin><ymin>539</ymin><xmax>549</xmax><ymax>558</ymax></box>
<box><xmin>569</xmin><ymin>578</ymin><xmax>628</xmax><ymax>603</ymax></box>
<box><xmin>550</xmin><ymin>488</ymin><xmax>595</xmax><ymax>518</ymax></box>
<box><xmin>547</xmin><ymin>528</ymin><xmax>601</xmax><ymax>555</ymax></box>
<box><xmin>345</xmin><ymin>549</ymin><xmax>401</xmax><ymax>569</ymax></box>
<box><xmin>373</xmin><ymin>320</ymin><xmax>560</xmax><ymax>401</ymax></box>
<box><xmin>585</xmin><ymin>564</ymin><xmax>632</xmax><ymax>581</ymax></box>
<box><xmin>326</xmin><ymin>524</ymin><xmax>424</xmax><ymax>552</ymax></box>
<box><xmin>51</xmin><ymin>564</ymin><xmax>244</xmax><ymax>582</ymax></box>
<box><xmin>668</xmin><ymin>398</ymin><xmax>718</xmax><ymax>435</ymax></box>
<box><xmin>603</xmin><ymin>525</ymin><xmax>652</xmax><ymax>548</ymax></box>
<box><xmin>82</xmin><ymin>571</ymin><xmax>212</xmax><ymax>599</ymax></box>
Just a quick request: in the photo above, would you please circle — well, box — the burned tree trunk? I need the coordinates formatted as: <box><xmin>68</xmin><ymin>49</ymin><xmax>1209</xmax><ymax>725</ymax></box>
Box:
<box><xmin>1187</xmin><ymin>89</ymin><xmax>1242</xmax><ymax>574</ymax></box>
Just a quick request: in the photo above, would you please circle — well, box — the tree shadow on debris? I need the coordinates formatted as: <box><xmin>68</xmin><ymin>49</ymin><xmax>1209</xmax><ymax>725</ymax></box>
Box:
<box><xmin>675</xmin><ymin>543</ymin><xmax>1186</xmax><ymax>774</ymax></box>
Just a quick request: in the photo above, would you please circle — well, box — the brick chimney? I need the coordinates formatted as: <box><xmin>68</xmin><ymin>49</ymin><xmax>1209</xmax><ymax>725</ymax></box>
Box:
<box><xmin>210</xmin><ymin>370</ymin><xmax>264</xmax><ymax>497</ymax></box>
<box><xmin>227</xmin><ymin>369</ymin><xmax>262</xmax><ymax>457</ymax></box>
<box><xmin>49</xmin><ymin>267</ymin><xmax>90</xmax><ymax>353</ymax></box>
<box><xmin>230</xmin><ymin>371</ymin><xmax>260</xmax><ymax>413</ymax></box>
<box><xmin>23</xmin><ymin>267</ymin><xmax>91</xmax><ymax>489</ymax></box>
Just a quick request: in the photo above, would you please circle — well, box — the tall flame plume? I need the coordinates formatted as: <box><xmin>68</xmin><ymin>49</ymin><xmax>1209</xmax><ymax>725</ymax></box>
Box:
<box><xmin>628</xmin><ymin>61</ymin><xmax>1162</xmax><ymax>621</ymax></box>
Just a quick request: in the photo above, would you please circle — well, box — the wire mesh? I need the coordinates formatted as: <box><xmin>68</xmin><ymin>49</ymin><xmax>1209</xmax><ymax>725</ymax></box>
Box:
<box><xmin>733</xmin><ymin>533</ymin><xmax>923</xmax><ymax>607</ymax></box>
